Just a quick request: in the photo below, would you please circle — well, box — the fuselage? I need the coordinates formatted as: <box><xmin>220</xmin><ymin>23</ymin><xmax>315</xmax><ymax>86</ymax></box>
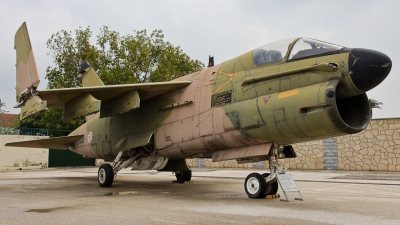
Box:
<box><xmin>69</xmin><ymin>37</ymin><xmax>392</xmax><ymax>160</ymax></box>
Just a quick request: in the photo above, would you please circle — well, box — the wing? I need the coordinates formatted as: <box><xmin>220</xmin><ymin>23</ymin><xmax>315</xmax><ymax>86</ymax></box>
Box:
<box><xmin>38</xmin><ymin>81</ymin><xmax>192</xmax><ymax>107</ymax></box>
<box><xmin>41</xmin><ymin>81</ymin><xmax>191</xmax><ymax>121</ymax></box>
<box><xmin>5</xmin><ymin>135</ymin><xmax>83</xmax><ymax>150</ymax></box>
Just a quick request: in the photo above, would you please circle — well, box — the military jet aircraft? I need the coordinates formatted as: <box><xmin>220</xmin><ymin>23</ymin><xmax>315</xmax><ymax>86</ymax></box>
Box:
<box><xmin>7</xmin><ymin>22</ymin><xmax>392</xmax><ymax>198</ymax></box>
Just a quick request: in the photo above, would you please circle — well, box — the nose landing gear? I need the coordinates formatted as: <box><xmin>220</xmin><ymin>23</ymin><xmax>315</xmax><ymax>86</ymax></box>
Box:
<box><xmin>244</xmin><ymin>144</ymin><xmax>288</xmax><ymax>199</ymax></box>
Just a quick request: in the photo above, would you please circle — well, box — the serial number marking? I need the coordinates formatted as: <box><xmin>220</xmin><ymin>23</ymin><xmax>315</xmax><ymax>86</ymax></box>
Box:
<box><xmin>211</xmin><ymin>90</ymin><xmax>232</xmax><ymax>107</ymax></box>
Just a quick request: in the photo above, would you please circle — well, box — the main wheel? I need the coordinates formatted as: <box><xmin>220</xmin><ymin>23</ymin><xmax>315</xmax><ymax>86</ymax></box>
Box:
<box><xmin>175</xmin><ymin>171</ymin><xmax>192</xmax><ymax>183</ymax></box>
<box><xmin>98</xmin><ymin>164</ymin><xmax>114</xmax><ymax>187</ymax></box>
<box><xmin>261</xmin><ymin>173</ymin><xmax>279</xmax><ymax>195</ymax></box>
<box><xmin>244</xmin><ymin>173</ymin><xmax>266</xmax><ymax>198</ymax></box>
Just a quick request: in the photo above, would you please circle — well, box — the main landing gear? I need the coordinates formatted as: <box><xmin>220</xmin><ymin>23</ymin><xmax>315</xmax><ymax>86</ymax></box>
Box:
<box><xmin>97</xmin><ymin>163</ymin><xmax>193</xmax><ymax>187</ymax></box>
<box><xmin>175</xmin><ymin>171</ymin><xmax>192</xmax><ymax>183</ymax></box>
<box><xmin>244</xmin><ymin>144</ymin><xmax>293</xmax><ymax>199</ymax></box>
<box><xmin>98</xmin><ymin>148</ymin><xmax>143</xmax><ymax>187</ymax></box>
<box><xmin>98</xmin><ymin>164</ymin><xmax>114</xmax><ymax>187</ymax></box>
<box><xmin>96</xmin><ymin>137</ymin><xmax>192</xmax><ymax>187</ymax></box>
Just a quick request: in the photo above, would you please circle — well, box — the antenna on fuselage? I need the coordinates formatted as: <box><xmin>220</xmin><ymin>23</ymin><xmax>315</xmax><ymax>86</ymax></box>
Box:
<box><xmin>208</xmin><ymin>55</ymin><xmax>214</xmax><ymax>67</ymax></box>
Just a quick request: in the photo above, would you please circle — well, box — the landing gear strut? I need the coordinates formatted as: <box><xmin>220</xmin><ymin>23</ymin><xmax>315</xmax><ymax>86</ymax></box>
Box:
<box><xmin>97</xmin><ymin>136</ymin><xmax>172</xmax><ymax>188</ymax></box>
<box><xmin>244</xmin><ymin>144</ymin><xmax>286</xmax><ymax>199</ymax></box>
<box><xmin>262</xmin><ymin>173</ymin><xmax>279</xmax><ymax>195</ymax></box>
<box><xmin>97</xmin><ymin>149</ymin><xmax>142</xmax><ymax>188</ymax></box>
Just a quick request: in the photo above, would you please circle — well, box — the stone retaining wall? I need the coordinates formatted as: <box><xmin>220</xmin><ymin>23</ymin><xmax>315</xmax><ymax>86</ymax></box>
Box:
<box><xmin>187</xmin><ymin>118</ymin><xmax>400</xmax><ymax>171</ymax></box>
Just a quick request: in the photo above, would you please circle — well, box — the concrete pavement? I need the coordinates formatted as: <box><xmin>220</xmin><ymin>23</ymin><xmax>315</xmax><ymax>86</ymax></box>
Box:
<box><xmin>1</xmin><ymin>167</ymin><xmax>400</xmax><ymax>224</ymax></box>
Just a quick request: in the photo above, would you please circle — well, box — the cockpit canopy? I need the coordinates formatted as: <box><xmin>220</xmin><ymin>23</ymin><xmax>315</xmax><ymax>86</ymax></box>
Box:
<box><xmin>253</xmin><ymin>37</ymin><xmax>344</xmax><ymax>67</ymax></box>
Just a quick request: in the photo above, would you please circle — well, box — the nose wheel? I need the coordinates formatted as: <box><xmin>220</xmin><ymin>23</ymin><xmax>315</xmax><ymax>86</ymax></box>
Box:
<box><xmin>244</xmin><ymin>173</ymin><xmax>278</xmax><ymax>198</ymax></box>
<box><xmin>244</xmin><ymin>144</ymin><xmax>286</xmax><ymax>199</ymax></box>
<box><xmin>245</xmin><ymin>173</ymin><xmax>266</xmax><ymax>198</ymax></box>
<box><xmin>262</xmin><ymin>173</ymin><xmax>279</xmax><ymax>195</ymax></box>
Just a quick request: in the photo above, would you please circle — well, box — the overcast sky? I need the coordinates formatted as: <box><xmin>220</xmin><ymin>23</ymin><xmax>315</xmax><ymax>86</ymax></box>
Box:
<box><xmin>0</xmin><ymin>0</ymin><xmax>399</xmax><ymax>119</ymax></box>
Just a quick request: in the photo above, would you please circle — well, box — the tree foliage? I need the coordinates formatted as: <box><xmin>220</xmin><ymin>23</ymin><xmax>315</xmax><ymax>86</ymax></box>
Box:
<box><xmin>368</xmin><ymin>99</ymin><xmax>383</xmax><ymax>110</ymax></box>
<box><xmin>18</xmin><ymin>26</ymin><xmax>204</xmax><ymax>130</ymax></box>
<box><xmin>46</xmin><ymin>26</ymin><xmax>204</xmax><ymax>87</ymax></box>
<box><xmin>17</xmin><ymin>108</ymin><xmax>83</xmax><ymax>131</ymax></box>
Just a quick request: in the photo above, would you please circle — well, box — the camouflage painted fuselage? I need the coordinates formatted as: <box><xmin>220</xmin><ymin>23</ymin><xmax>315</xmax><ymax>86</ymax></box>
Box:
<box><xmin>69</xmin><ymin>39</ymin><xmax>391</xmax><ymax>161</ymax></box>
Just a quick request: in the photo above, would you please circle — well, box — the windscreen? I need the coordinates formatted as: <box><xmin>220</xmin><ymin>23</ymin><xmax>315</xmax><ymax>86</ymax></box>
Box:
<box><xmin>289</xmin><ymin>38</ymin><xmax>344</xmax><ymax>60</ymax></box>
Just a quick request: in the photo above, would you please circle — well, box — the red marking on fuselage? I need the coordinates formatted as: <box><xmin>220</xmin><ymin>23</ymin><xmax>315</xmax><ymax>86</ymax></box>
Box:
<box><xmin>263</xmin><ymin>96</ymin><xmax>271</xmax><ymax>104</ymax></box>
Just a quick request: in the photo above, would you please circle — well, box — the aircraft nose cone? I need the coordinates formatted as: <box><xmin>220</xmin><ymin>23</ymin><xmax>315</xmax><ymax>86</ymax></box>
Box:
<box><xmin>348</xmin><ymin>48</ymin><xmax>392</xmax><ymax>92</ymax></box>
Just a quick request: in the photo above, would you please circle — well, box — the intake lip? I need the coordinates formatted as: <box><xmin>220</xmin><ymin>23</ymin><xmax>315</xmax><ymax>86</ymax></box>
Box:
<box><xmin>348</xmin><ymin>48</ymin><xmax>392</xmax><ymax>92</ymax></box>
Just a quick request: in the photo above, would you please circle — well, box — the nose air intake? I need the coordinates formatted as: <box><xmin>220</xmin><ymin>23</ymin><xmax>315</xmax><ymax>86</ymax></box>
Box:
<box><xmin>348</xmin><ymin>48</ymin><xmax>392</xmax><ymax>92</ymax></box>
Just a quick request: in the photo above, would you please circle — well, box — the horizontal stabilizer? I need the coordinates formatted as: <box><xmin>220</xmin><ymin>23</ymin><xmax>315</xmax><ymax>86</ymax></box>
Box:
<box><xmin>5</xmin><ymin>135</ymin><xmax>83</xmax><ymax>150</ymax></box>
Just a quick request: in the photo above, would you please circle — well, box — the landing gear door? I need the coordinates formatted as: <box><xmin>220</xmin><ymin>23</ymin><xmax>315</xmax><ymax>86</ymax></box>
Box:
<box><xmin>99</xmin><ymin>117</ymin><xmax>113</xmax><ymax>160</ymax></box>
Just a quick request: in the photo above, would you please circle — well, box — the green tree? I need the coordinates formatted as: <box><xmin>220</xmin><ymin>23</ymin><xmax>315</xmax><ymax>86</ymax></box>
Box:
<box><xmin>369</xmin><ymin>99</ymin><xmax>383</xmax><ymax>110</ymax></box>
<box><xmin>18</xmin><ymin>109</ymin><xmax>83</xmax><ymax>131</ymax></box>
<box><xmin>18</xmin><ymin>26</ymin><xmax>204</xmax><ymax>130</ymax></box>
<box><xmin>45</xmin><ymin>26</ymin><xmax>204</xmax><ymax>87</ymax></box>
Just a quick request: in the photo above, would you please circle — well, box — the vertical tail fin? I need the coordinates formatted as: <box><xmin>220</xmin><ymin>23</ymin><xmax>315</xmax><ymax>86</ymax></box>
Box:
<box><xmin>14</xmin><ymin>22</ymin><xmax>40</xmax><ymax>101</ymax></box>
<box><xmin>14</xmin><ymin>22</ymin><xmax>46</xmax><ymax>120</ymax></box>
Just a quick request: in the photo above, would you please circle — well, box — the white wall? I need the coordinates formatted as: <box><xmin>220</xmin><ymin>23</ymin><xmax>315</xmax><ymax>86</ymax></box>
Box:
<box><xmin>0</xmin><ymin>135</ymin><xmax>49</xmax><ymax>170</ymax></box>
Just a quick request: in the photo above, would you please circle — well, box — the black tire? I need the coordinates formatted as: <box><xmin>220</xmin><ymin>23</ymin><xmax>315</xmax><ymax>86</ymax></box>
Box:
<box><xmin>261</xmin><ymin>173</ymin><xmax>279</xmax><ymax>195</ymax></box>
<box><xmin>244</xmin><ymin>173</ymin><xmax>266</xmax><ymax>198</ymax></box>
<box><xmin>98</xmin><ymin>164</ymin><xmax>114</xmax><ymax>187</ymax></box>
<box><xmin>175</xmin><ymin>171</ymin><xmax>192</xmax><ymax>183</ymax></box>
